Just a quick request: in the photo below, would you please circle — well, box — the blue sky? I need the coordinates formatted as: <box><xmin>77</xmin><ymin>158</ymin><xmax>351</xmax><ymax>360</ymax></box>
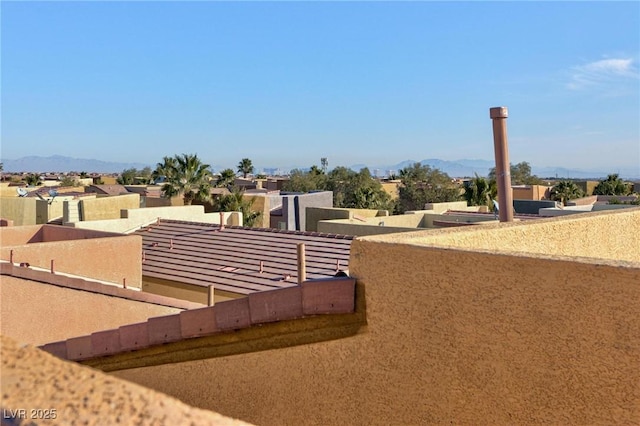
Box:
<box><xmin>2</xmin><ymin>1</ymin><xmax>639</xmax><ymax>173</ymax></box>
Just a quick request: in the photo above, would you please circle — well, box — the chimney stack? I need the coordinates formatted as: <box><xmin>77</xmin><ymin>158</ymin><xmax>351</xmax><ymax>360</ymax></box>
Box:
<box><xmin>490</xmin><ymin>106</ymin><xmax>514</xmax><ymax>222</ymax></box>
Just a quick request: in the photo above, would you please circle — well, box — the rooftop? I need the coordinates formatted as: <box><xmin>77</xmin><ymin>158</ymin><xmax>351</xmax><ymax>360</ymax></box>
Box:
<box><xmin>136</xmin><ymin>220</ymin><xmax>353</xmax><ymax>295</ymax></box>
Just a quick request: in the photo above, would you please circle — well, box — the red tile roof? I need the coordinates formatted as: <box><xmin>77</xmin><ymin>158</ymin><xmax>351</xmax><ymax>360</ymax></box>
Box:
<box><xmin>136</xmin><ymin>220</ymin><xmax>353</xmax><ymax>295</ymax></box>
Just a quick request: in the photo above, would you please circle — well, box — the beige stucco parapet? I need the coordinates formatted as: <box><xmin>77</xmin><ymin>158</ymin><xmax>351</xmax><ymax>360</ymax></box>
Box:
<box><xmin>0</xmin><ymin>335</ymin><xmax>252</xmax><ymax>425</ymax></box>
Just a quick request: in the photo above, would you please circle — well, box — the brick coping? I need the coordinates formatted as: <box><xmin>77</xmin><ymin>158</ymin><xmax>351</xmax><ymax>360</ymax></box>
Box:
<box><xmin>39</xmin><ymin>278</ymin><xmax>356</xmax><ymax>363</ymax></box>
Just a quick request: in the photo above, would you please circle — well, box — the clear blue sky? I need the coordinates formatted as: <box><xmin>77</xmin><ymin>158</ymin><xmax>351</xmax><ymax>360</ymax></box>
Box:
<box><xmin>2</xmin><ymin>1</ymin><xmax>639</xmax><ymax>173</ymax></box>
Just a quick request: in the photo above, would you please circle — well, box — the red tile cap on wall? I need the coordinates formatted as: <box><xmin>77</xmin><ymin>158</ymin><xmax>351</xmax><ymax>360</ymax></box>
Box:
<box><xmin>91</xmin><ymin>329</ymin><xmax>122</xmax><ymax>357</ymax></box>
<box><xmin>180</xmin><ymin>306</ymin><xmax>219</xmax><ymax>338</ymax></box>
<box><xmin>302</xmin><ymin>278</ymin><xmax>356</xmax><ymax>315</ymax></box>
<box><xmin>66</xmin><ymin>335</ymin><xmax>93</xmax><ymax>361</ymax></box>
<box><xmin>40</xmin><ymin>340</ymin><xmax>68</xmax><ymax>360</ymax></box>
<box><xmin>248</xmin><ymin>286</ymin><xmax>303</xmax><ymax>324</ymax></box>
<box><xmin>119</xmin><ymin>322</ymin><xmax>150</xmax><ymax>351</ymax></box>
<box><xmin>214</xmin><ymin>298</ymin><xmax>251</xmax><ymax>331</ymax></box>
<box><xmin>147</xmin><ymin>315</ymin><xmax>182</xmax><ymax>345</ymax></box>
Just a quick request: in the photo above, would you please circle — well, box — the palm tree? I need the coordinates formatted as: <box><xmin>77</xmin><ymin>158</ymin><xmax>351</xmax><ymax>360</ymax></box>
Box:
<box><xmin>216</xmin><ymin>168</ymin><xmax>236</xmax><ymax>188</ymax></box>
<box><xmin>212</xmin><ymin>188</ymin><xmax>262</xmax><ymax>227</ymax></box>
<box><xmin>550</xmin><ymin>180</ymin><xmax>584</xmax><ymax>206</ymax></box>
<box><xmin>160</xmin><ymin>153</ymin><xmax>212</xmax><ymax>205</ymax></box>
<box><xmin>152</xmin><ymin>156</ymin><xmax>177</xmax><ymax>184</ymax></box>
<box><xmin>463</xmin><ymin>174</ymin><xmax>493</xmax><ymax>207</ymax></box>
<box><xmin>237</xmin><ymin>158</ymin><xmax>254</xmax><ymax>178</ymax></box>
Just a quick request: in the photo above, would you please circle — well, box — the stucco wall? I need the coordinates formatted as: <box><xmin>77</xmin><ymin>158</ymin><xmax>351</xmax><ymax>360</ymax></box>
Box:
<box><xmin>306</xmin><ymin>207</ymin><xmax>387</xmax><ymax>232</ymax></box>
<box><xmin>113</xmin><ymin>208</ymin><xmax>640</xmax><ymax>425</ymax></box>
<box><xmin>80</xmin><ymin>193</ymin><xmax>140</xmax><ymax>221</ymax></box>
<box><xmin>0</xmin><ymin>225</ymin><xmax>44</xmax><ymax>245</ymax></box>
<box><xmin>1</xmin><ymin>227</ymin><xmax>142</xmax><ymax>287</ymax></box>
<box><xmin>1</xmin><ymin>276</ymin><xmax>185</xmax><ymax>346</ymax></box>
<box><xmin>66</xmin><ymin>206</ymin><xmax>241</xmax><ymax>233</ymax></box>
<box><xmin>410</xmin><ymin>207</ymin><xmax>640</xmax><ymax>263</ymax></box>
<box><xmin>142</xmin><ymin>277</ymin><xmax>239</xmax><ymax>305</ymax></box>
<box><xmin>0</xmin><ymin>197</ymin><xmax>38</xmax><ymax>226</ymax></box>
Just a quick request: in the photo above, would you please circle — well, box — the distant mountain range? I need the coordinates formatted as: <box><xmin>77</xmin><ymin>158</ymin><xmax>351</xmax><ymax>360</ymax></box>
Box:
<box><xmin>1</xmin><ymin>155</ymin><xmax>638</xmax><ymax>180</ymax></box>
<box><xmin>1</xmin><ymin>155</ymin><xmax>151</xmax><ymax>174</ymax></box>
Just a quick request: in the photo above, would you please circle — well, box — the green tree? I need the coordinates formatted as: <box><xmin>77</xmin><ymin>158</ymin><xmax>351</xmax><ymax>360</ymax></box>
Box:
<box><xmin>117</xmin><ymin>168</ymin><xmax>137</xmax><ymax>185</ymax></box>
<box><xmin>25</xmin><ymin>174</ymin><xmax>42</xmax><ymax>186</ymax></box>
<box><xmin>321</xmin><ymin>157</ymin><xmax>328</xmax><ymax>173</ymax></box>
<box><xmin>216</xmin><ymin>168</ymin><xmax>236</xmax><ymax>188</ymax></box>
<box><xmin>464</xmin><ymin>174</ymin><xmax>494</xmax><ymax>208</ymax></box>
<box><xmin>79</xmin><ymin>171</ymin><xmax>88</xmax><ymax>178</ymax></box>
<box><xmin>327</xmin><ymin>167</ymin><xmax>393</xmax><ymax>210</ymax></box>
<box><xmin>550</xmin><ymin>180</ymin><xmax>584</xmax><ymax>206</ymax></box>
<box><xmin>397</xmin><ymin>163</ymin><xmax>460</xmax><ymax>213</ymax></box>
<box><xmin>212</xmin><ymin>188</ymin><xmax>262</xmax><ymax>227</ymax></box>
<box><xmin>489</xmin><ymin>161</ymin><xmax>542</xmax><ymax>185</ymax></box>
<box><xmin>282</xmin><ymin>168</ymin><xmax>328</xmax><ymax>193</ymax></box>
<box><xmin>593</xmin><ymin>174</ymin><xmax>630</xmax><ymax>196</ymax></box>
<box><xmin>159</xmin><ymin>153</ymin><xmax>213</xmax><ymax>205</ymax></box>
<box><xmin>237</xmin><ymin>158</ymin><xmax>254</xmax><ymax>178</ymax></box>
<box><xmin>59</xmin><ymin>176</ymin><xmax>78</xmax><ymax>187</ymax></box>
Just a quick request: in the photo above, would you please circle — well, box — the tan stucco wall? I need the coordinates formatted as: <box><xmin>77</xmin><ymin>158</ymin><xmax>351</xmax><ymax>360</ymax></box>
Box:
<box><xmin>0</xmin><ymin>197</ymin><xmax>38</xmax><ymax>226</ymax></box>
<box><xmin>306</xmin><ymin>207</ymin><xmax>388</xmax><ymax>232</ymax></box>
<box><xmin>245</xmin><ymin>194</ymin><xmax>270</xmax><ymax>228</ymax></box>
<box><xmin>66</xmin><ymin>206</ymin><xmax>241</xmax><ymax>233</ymax></box>
<box><xmin>114</xmin><ymin>208</ymin><xmax>640</xmax><ymax>425</ymax></box>
<box><xmin>142</xmin><ymin>277</ymin><xmax>240</xmax><ymax>305</ymax></box>
<box><xmin>1</xmin><ymin>277</ymin><xmax>185</xmax><ymax>346</ymax></box>
<box><xmin>409</xmin><ymin>207</ymin><xmax>640</xmax><ymax>263</ymax></box>
<box><xmin>512</xmin><ymin>185</ymin><xmax>552</xmax><ymax>200</ymax></box>
<box><xmin>80</xmin><ymin>193</ymin><xmax>140</xmax><ymax>221</ymax></box>
<box><xmin>1</xmin><ymin>228</ymin><xmax>142</xmax><ymax>287</ymax></box>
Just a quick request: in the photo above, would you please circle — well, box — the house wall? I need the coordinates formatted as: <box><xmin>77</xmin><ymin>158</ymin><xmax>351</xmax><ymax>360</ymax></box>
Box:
<box><xmin>245</xmin><ymin>194</ymin><xmax>270</xmax><ymax>228</ymax></box>
<box><xmin>0</xmin><ymin>197</ymin><xmax>38</xmax><ymax>226</ymax></box>
<box><xmin>281</xmin><ymin>192</ymin><xmax>333</xmax><ymax>231</ymax></box>
<box><xmin>1</xmin><ymin>276</ymin><xmax>186</xmax><ymax>346</ymax></box>
<box><xmin>512</xmin><ymin>185</ymin><xmax>552</xmax><ymax>200</ymax></box>
<box><xmin>0</xmin><ymin>226</ymin><xmax>142</xmax><ymax>288</ymax></box>
<box><xmin>0</xmin><ymin>225</ymin><xmax>44</xmax><ymax>245</ymax></box>
<box><xmin>80</xmin><ymin>193</ymin><xmax>140</xmax><ymax>221</ymax></box>
<box><xmin>142</xmin><ymin>277</ymin><xmax>240</xmax><ymax>305</ymax></box>
<box><xmin>113</xmin><ymin>208</ymin><xmax>640</xmax><ymax>425</ymax></box>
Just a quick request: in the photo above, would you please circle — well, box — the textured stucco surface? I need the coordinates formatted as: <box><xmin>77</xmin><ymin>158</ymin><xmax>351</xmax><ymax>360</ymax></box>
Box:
<box><xmin>1</xmin><ymin>276</ymin><xmax>185</xmax><ymax>346</ymax></box>
<box><xmin>0</xmin><ymin>197</ymin><xmax>38</xmax><ymax>226</ymax></box>
<box><xmin>396</xmin><ymin>207</ymin><xmax>640</xmax><ymax>263</ymax></box>
<box><xmin>1</xmin><ymin>226</ymin><xmax>142</xmax><ymax>287</ymax></box>
<box><xmin>113</xmin><ymin>208</ymin><xmax>640</xmax><ymax>425</ymax></box>
<box><xmin>0</xmin><ymin>335</ymin><xmax>252</xmax><ymax>425</ymax></box>
<box><xmin>80</xmin><ymin>193</ymin><xmax>140</xmax><ymax>221</ymax></box>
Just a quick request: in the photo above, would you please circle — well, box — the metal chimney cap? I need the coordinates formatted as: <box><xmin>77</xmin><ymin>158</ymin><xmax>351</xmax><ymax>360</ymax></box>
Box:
<box><xmin>490</xmin><ymin>107</ymin><xmax>508</xmax><ymax>119</ymax></box>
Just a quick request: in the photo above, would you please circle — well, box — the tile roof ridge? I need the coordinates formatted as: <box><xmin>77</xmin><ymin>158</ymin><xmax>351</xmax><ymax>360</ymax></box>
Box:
<box><xmin>152</xmin><ymin>219</ymin><xmax>356</xmax><ymax>239</ymax></box>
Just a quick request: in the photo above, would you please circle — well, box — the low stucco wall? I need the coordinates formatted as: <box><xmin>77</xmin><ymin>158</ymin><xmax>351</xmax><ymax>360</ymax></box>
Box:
<box><xmin>113</xmin><ymin>208</ymin><xmax>640</xmax><ymax>425</ymax></box>
<box><xmin>306</xmin><ymin>207</ymin><xmax>388</xmax><ymax>232</ymax></box>
<box><xmin>1</xmin><ymin>229</ymin><xmax>142</xmax><ymax>287</ymax></box>
<box><xmin>66</xmin><ymin>206</ymin><xmax>241</xmax><ymax>233</ymax></box>
<box><xmin>0</xmin><ymin>225</ymin><xmax>44</xmax><ymax>245</ymax></box>
<box><xmin>411</xmin><ymin>207</ymin><xmax>640</xmax><ymax>263</ymax></box>
<box><xmin>80</xmin><ymin>193</ymin><xmax>140</xmax><ymax>221</ymax></box>
<box><xmin>0</xmin><ymin>276</ymin><xmax>185</xmax><ymax>346</ymax></box>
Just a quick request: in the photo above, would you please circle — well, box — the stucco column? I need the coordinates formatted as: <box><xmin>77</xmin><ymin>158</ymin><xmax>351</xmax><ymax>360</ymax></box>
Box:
<box><xmin>490</xmin><ymin>106</ymin><xmax>514</xmax><ymax>222</ymax></box>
